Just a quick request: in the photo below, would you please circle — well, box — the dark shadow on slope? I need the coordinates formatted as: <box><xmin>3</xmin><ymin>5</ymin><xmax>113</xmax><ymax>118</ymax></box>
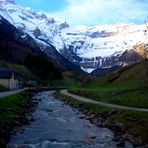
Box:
<box><xmin>24</xmin><ymin>54</ymin><xmax>62</xmax><ymax>80</ymax></box>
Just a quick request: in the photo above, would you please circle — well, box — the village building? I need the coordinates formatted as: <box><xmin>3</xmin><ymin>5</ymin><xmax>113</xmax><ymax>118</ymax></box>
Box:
<box><xmin>0</xmin><ymin>68</ymin><xmax>21</xmax><ymax>90</ymax></box>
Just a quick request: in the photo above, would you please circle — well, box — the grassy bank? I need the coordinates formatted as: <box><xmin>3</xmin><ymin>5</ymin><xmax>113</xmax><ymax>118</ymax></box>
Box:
<box><xmin>69</xmin><ymin>87</ymin><xmax>148</xmax><ymax>108</ymax></box>
<box><xmin>55</xmin><ymin>92</ymin><xmax>148</xmax><ymax>146</ymax></box>
<box><xmin>0</xmin><ymin>91</ymin><xmax>36</xmax><ymax>146</ymax></box>
<box><xmin>0</xmin><ymin>93</ymin><xmax>29</xmax><ymax>124</ymax></box>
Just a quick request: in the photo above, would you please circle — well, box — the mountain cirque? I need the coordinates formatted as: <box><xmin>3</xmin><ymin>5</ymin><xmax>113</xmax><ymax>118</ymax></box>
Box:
<box><xmin>0</xmin><ymin>0</ymin><xmax>147</xmax><ymax>73</ymax></box>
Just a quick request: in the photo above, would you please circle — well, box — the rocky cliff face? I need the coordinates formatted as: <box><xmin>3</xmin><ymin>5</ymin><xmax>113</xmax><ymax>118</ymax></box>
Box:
<box><xmin>0</xmin><ymin>0</ymin><xmax>147</xmax><ymax>73</ymax></box>
<box><xmin>132</xmin><ymin>43</ymin><xmax>148</xmax><ymax>59</ymax></box>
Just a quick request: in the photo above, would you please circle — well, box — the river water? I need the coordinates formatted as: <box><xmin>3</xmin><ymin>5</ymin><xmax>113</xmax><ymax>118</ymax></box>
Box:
<box><xmin>8</xmin><ymin>91</ymin><xmax>134</xmax><ymax>148</ymax></box>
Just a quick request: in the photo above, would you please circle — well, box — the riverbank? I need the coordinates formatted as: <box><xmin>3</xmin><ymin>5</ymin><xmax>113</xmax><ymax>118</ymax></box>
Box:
<box><xmin>0</xmin><ymin>91</ymin><xmax>37</xmax><ymax>147</ymax></box>
<box><xmin>55</xmin><ymin>91</ymin><xmax>148</xmax><ymax>147</ymax></box>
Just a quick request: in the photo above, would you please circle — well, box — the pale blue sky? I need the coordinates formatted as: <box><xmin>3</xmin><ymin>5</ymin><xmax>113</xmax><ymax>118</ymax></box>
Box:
<box><xmin>16</xmin><ymin>0</ymin><xmax>148</xmax><ymax>26</ymax></box>
<box><xmin>16</xmin><ymin>0</ymin><xmax>68</xmax><ymax>12</ymax></box>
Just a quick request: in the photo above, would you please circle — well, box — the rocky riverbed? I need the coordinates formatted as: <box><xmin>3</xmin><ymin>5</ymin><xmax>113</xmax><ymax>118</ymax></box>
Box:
<box><xmin>7</xmin><ymin>91</ymin><xmax>137</xmax><ymax>148</ymax></box>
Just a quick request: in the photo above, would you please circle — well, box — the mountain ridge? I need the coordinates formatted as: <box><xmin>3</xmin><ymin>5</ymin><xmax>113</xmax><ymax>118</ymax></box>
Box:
<box><xmin>0</xmin><ymin>13</ymin><xmax>81</xmax><ymax>80</ymax></box>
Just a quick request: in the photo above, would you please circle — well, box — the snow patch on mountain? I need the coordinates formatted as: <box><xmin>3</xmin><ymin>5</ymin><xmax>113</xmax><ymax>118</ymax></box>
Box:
<box><xmin>0</xmin><ymin>6</ymin><xmax>14</xmax><ymax>24</ymax></box>
<box><xmin>81</xmin><ymin>67</ymin><xmax>95</xmax><ymax>73</ymax></box>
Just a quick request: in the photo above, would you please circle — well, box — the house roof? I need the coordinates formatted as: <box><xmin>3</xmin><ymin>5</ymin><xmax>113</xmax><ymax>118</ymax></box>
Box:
<box><xmin>0</xmin><ymin>68</ymin><xmax>13</xmax><ymax>79</ymax></box>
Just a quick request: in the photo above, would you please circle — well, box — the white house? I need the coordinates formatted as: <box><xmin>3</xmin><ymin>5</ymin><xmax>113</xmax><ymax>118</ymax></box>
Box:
<box><xmin>0</xmin><ymin>68</ymin><xmax>20</xmax><ymax>90</ymax></box>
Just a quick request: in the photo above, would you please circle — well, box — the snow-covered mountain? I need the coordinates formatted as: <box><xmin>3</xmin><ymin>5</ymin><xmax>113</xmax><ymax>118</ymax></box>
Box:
<box><xmin>0</xmin><ymin>0</ymin><xmax>81</xmax><ymax>73</ymax></box>
<box><xmin>57</xmin><ymin>25</ymin><xmax>147</xmax><ymax>72</ymax></box>
<box><xmin>0</xmin><ymin>0</ymin><xmax>147</xmax><ymax>73</ymax></box>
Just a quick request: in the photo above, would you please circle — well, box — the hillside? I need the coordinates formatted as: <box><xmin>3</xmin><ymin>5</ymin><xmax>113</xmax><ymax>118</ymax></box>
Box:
<box><xmin>70</xmin><ymin>60</ymin><xmax>148</xmax><ymax>108</ymax></box>
<box><xmin>108</xmin><ymin>60</ymin><xmax>148</xmax><ymax>84</ymax></box>
<box><xmin>0</xmin><ymin>13</ymin><xmax>81</xmax><ymax>80</ymax></box>
<box><xmin>0</xmin><ymin>15</ymin><xmax>61</xmax><ymax>80</ymax></box>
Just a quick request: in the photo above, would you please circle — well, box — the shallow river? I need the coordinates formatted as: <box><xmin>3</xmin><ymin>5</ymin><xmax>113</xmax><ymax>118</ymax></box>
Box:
<box><xmin>8</xmin><ymin>91</ymin><xmax>134</xmax><ymax>148</ymax></box>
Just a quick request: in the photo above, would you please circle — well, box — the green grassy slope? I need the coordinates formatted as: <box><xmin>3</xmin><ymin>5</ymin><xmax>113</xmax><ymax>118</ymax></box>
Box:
<box><xmin>70</xmin><ymin>60</ymin><xmax>148</xmax><ymax>108</ymax></box>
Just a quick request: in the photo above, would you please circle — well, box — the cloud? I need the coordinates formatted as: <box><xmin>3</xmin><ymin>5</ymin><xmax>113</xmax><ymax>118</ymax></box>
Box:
<box><xmin>47</xmin><ymin>0</ymin><xmax>148</xmax><ymax>25</ymax></box>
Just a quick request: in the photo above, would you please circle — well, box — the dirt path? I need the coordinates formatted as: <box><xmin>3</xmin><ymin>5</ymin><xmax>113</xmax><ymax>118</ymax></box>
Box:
<box><xmin>0</xmin><ymin>88</ymin><xmax>27</xmax><ymax>99</ymax></box>
<box><xmin>60</xmin><ymin>89</ymin><xmax>148</xmax><ymax>112</ymax></box>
